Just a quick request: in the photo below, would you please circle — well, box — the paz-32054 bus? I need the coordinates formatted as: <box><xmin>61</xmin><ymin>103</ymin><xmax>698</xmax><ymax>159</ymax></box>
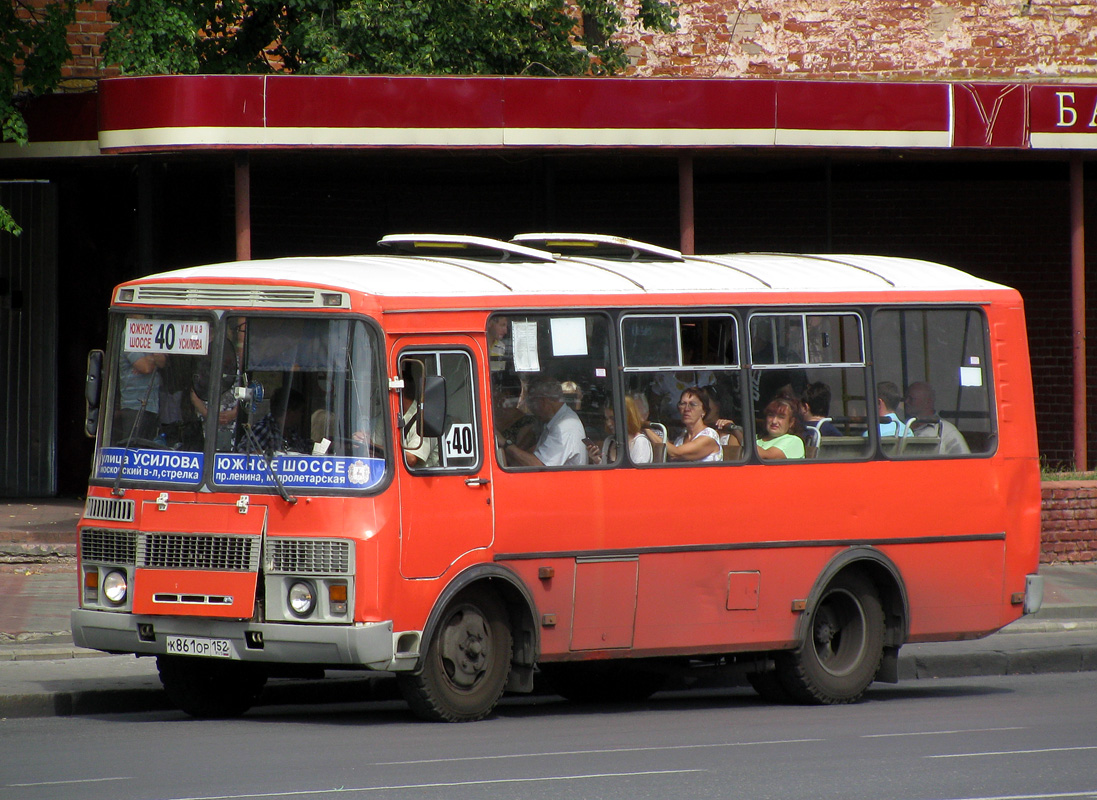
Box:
<box><xmin>73</xmin><ymin>233</ymin><xmax>1043</xmax><ymax>721</ymax></box>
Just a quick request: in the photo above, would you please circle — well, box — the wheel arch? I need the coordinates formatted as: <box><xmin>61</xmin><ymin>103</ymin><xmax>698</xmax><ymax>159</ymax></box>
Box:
<box><xmin>797</xmin><ymin>546</ymin><xmax>910</xmax><ymax>652</ymax></box>
<box><xmin>418</xmin><ymin>563</ymin><xmax>540</xmax><ymax>692</ymax></box>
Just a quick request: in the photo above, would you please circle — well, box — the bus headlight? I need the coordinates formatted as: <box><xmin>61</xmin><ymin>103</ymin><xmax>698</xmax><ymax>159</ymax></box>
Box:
<box><xmin>102</xmin><ymin>570</ymin><xmax>128</xmax><ymax>605</ymax></box>
<box><xmin>288</xmin><ymin>581</ymin><xmax>316</xmax><ymax>617</ymax></box>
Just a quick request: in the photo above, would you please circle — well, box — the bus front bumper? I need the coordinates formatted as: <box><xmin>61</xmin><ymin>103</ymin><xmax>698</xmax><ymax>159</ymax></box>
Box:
<box><xmin>71</xmin><ymin>608</ymin><xmax>417</xmax><ymax>672</ymax></box>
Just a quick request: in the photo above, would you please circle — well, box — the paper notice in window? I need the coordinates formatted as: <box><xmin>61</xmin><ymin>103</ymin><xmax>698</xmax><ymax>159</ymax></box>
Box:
<box><xmin>550</xmin><ymin>317</ymin><xmax>588</xmax><ymax>357</ymax></box>
<box><xmin>960</xmin><ymin>366</ymin><xmax>983</xmax><ymax>387</ymax></box>
<box><xmin>512</xmin><ymin>321</ymin><xmax>540</xmax><ymax>372</ymax></box>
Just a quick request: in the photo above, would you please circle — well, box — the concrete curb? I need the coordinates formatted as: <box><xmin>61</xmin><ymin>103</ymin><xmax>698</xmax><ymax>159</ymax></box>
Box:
<box><xmin>0</xmin><ymin>675</ymin><xmax>385</xmax><ymax>719</ymax></box>
<box><xmin>898</xmin><ymin>644</ymin><xmax>1097</xmax><ymax>680</ymax></box>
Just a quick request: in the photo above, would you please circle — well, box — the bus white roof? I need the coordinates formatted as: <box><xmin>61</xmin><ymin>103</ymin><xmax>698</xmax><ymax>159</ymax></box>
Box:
<box><xmin>136</xmin><ymin>245</ymin><xmax>1012</xmax><ymax>301</ymax></box>
<box><xmin>149</xmin><ymin>254</ymin><xmax>1006</xmax><ymax>296</ymax></box>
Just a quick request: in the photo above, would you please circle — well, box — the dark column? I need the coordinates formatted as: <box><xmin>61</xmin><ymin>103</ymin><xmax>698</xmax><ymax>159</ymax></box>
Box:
<box><xmin>678</xmin><ymin>153</ymin><xmax>695</xmax><ymax>255</ymax></box>
<box><xmin>1071</xmin><ymin>155</ymin><xmax>1087</xmax><ymax>471</ymax></box>
<box><xmin>235</xmin><ymin>153</ymin><xmax>252</xmax><ymax>261</ymax></box>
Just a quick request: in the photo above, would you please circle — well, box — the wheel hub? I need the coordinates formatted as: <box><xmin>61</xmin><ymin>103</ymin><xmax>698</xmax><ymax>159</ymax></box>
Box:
<box><xmin>439</xmin><ymin>607</ymin><xmax>490</xmax><ymax>689</ymax></box>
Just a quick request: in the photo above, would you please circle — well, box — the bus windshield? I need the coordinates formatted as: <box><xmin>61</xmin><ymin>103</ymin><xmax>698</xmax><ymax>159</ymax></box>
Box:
<box><xmin>94</xmin><ymin>313</ymin><xmax>386</xmax><ymax>492</ymax></box>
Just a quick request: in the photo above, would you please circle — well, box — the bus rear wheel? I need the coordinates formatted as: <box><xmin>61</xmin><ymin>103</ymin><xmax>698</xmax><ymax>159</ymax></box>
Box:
<box><xmin>156</xmin><ymin>655</ymin><xmax>267</xmax><ymax>719</ymax></box>
<box><xmin>776</xmin><ymin>573</ymin><xmax>885</xmax><ymax>705</ymax></box>
<box><xmin>397</xmin><ymin>588</ymin><xmax>512</xmax><ymax>722</ymax></box>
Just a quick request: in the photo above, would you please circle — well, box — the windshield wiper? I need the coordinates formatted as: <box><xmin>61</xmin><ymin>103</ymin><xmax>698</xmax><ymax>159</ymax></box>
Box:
<box><xmin>239</xmin><ymin>423</ymin><xmax>297</xmax><ymax>505</ymax></box>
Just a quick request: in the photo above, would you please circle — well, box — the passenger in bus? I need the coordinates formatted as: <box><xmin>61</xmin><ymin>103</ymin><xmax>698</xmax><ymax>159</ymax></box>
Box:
<box><xmin>116</xmin><ymin>349</ymin><xmax>167</xmax><ymax>443</ymax></box>
<box><xmin>867</xmin><ymin>381</ymin><xmax>906</xmax><ymax>438</ymax></box>
<box><xmin>754</xmin><ymin>395</ymin><xmax>806</xmax><ymax>460</ymax></box>
<box><xmin>586</xmin><ymin>396</ymin><xmax>653</xmax><ymax>465</ymax></box>
<box><xmin>624</xmin><ymin>395</ymin><xmax>655</xmax><ymax>464</ymax></box>
<box><xmin>498</xmin><ymin>379</ymin><xmax>588</xmax><ymax>467</ymax></box>
<box><xmin>801</xmin><ymin>382</ymin><xmax>843</xmax><ymax>440</ymax></box>
<box><xmin>487</xmin><ymin>316</ymin><xmax>511</xmax><ymax>360</ymax></box>
<box><xmin>631</xmin><ymin>392</ymin><xmax>651</xmax><ymax>427</ymax></box>
<box><xmin>240</xmin><ymin>387</ymin><xmax>309</xmax><ymax>454</ymax></box>
<box><xmin>586</xmin><ymin>405</ymin><xmax>618</xmax><ymax>464</ymax></box>
<box><xmin>904</xmin><ymin>381</ymin><xmax>970</xmax><ymax>455</ymax></box>
<box><xmin>645</xmin><ymin>387</ymin><xmax>721</xmax><ymax>462</ymax></box>
<box><xmin>492</xmin><ymin>376</ymin><xmax>538</xmax><ymax>453</ymax></box>
<box><xmin>190</xmin><ymin>345</ymin><xmax>240</xmax><ymax>450</ymax></box>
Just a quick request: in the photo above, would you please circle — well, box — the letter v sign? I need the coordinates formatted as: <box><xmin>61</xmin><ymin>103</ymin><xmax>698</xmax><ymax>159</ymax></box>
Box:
<box><xmin>954</xmin><ymin>84</ymin><xmax>1028</xmax><ymax>148</ymax></box>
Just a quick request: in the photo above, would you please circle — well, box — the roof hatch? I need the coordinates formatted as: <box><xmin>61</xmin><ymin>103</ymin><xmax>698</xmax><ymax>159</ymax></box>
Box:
<box><xmin>511</xmin><ymin>233</ymin><xmax>683</xmax><ymax>262</ymax></box>
<box><xmin>378</xmin><ymin>234</ymin><xmax>555</xmax><ymax>262</ymax></box>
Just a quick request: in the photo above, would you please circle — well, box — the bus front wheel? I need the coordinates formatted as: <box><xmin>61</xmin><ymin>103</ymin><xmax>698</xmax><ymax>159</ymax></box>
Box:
<box><xmin>398</xmin><ymin>588</ymin><xmax>513</xmax><ymax>722</ymax></box>
<box><xmin>156</xmin><ymin>655</ymin><xmax>266</xmax><ymax>719</ymax></box>
<box><xmin>777</xmin><ymin>573</ymin><xmax>885</xmax><ymax>704</ymax></box>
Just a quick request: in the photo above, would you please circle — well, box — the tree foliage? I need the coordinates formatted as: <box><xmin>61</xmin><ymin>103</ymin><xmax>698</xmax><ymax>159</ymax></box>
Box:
<box><xmin>103</xmin><ymin>0</ymin><xmax>676</xmax><ymax>78</ymax></box>
<box><xmin>1</xmin><ymin>0</ymin><xmax>76</xmax><ymax>235</ymax></box>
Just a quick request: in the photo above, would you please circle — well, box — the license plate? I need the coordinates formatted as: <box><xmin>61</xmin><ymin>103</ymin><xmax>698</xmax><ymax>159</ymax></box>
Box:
<box><xmin>165</xmin><ymin>636</ymin><xmax>232</xmax><ymax>659</ymax></box>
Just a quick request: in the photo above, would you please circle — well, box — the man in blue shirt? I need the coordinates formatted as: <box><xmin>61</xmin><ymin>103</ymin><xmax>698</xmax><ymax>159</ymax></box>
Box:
<box><xmin>874</xmin><ymin>381</ymin><xmax>906</xmax><ymax>437</ymax></box>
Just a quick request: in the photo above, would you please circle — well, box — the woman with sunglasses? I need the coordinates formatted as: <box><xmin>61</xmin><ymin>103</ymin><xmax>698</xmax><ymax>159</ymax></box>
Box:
<box><xmin>646</xmin><ymin>386</ymin><xmax>722</xmax><ymax>462</ymax></box>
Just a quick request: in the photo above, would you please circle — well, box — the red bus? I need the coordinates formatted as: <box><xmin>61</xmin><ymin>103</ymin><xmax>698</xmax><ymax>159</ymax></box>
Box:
<box><xmin>73</xmin><ymin>233</ymin><xmax>1043</xmax><ymax>721</ymax></box>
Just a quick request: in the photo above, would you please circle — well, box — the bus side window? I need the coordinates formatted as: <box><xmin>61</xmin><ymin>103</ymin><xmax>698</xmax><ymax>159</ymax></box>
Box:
<box><xmin>490</xmin><ymin>313</ymin><xmax>612</xmax><ymax>469</ymax></box>
<box><xmin>748</xmin><ymin>312</ymin><xmax>870</xmax><ymax>462</ymax></box>
<box><xmin>621</xmin><ymin>313</ymin><xmax>743</xmax><ymax>465</ymax></box>
<box><xmin>872</xmin><ymin>308</ymin><xmax>994</xmax><ymax>457</ymax></box>
<box><xmin>398</xmin><ymin>350</ymin><xmax>478</xmax><ymax>471</ymax></box>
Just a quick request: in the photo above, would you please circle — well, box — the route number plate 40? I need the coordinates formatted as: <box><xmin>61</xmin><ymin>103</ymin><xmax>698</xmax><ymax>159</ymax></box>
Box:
<box><xmin>165</xmin><ymin>636</ymin><xmax>232</xmax><ymax>658</ymax></box>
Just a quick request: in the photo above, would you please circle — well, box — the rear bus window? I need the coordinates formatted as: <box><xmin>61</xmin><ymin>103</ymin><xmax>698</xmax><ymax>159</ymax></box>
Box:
<box><xmin>871</xmin><ymin>308</ymin><xmax>995</xmax><ymax>458</ymax></box>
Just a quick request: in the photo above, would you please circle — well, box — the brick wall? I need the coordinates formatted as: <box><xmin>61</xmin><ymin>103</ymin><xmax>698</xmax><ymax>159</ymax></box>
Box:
<box><xmin>1042</xmin><ymin>482</ymin><xmax>1097</xmax><ymax>564</ymax></box>
<box><xmin>18</xmin><ymin>0</ymin><xmax>117</xmax><ymax>85</ymax></box>
<box><xmin>622</xmin><ymin>0</ymin><xmax>1097</xmax><ymax>79</ymax></box>
<box><xmin>21</xmin><ymin>1</ymin><xmax>1097</xmax><ymax>82</ymax></box>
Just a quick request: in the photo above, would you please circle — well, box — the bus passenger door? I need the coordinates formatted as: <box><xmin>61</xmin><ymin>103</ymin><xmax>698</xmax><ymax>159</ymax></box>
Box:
<box><xmin>393</xmin><ymin>340</ymin><xmax>493</xmax><ymax>579</ymax></box>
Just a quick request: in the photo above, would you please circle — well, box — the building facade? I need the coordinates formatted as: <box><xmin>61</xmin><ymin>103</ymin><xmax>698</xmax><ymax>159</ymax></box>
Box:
<box><xmin>2</xmin><ymin>1</ymin><xmax>1097</xmax><ymax>496</ymax></box>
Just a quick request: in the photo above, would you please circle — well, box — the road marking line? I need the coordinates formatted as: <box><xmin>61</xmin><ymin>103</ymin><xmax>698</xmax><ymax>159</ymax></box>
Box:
<box><xmin>925</xmin><ymin>791</ymin><xmax>1097</xmax><ymax>800</ymax></box>
<box><xmin>7</xmin><ymin>777</ymin><xmax>134</xmax><ymax>788</ymax></box>
<box><xmin>161</xmin><ymin>770</ymin><xmax>705</xmax><ymax>800</ymax></box>
<box><xmin>375</xmin><ymin>738</ymin><xmax>823</xmax><ymax>765</ymax></box>
<box><xmin>863</xmin><ymin>727</ymin><xmax>1025</xmax><ymax>738</ymax></box>
<box><xmin>928</xmin><ymin>745</ymin><xmax>1097</xmax><ymax>759</ymax></box>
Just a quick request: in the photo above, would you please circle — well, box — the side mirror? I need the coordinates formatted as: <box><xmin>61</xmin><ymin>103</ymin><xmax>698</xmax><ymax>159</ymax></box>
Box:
<box><xmin>421</xmin><ymin>375</ymin><xmax>447</xmax><ymax>438</ymax></box>
<box><xmin>84</xmin><ymin>349</ymin><xmax>104</xmax><ymax>438</ymax></box>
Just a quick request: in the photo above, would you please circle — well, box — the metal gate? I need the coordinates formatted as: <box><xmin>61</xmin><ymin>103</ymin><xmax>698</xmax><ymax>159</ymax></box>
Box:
<box><xmin>0</xmin><ymin>180</ymin><xmax>58</xmax><ymax>496</ymax></box>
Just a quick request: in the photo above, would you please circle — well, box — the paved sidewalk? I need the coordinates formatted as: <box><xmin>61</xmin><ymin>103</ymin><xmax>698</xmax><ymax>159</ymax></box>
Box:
<box><xmin>2</xmin><ymin>499</ymin><xmax>1096</xmax><ymax>718</ymax></box>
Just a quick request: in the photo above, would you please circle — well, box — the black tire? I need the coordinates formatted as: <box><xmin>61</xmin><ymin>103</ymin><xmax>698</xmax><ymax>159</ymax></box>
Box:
<box><xmin>157</xmin><ymin>655</ymin><xmax>266</xmax><ymax>719</ymax></box>
<box><xmin>776</xmin><ymin>572</ymin><xmax>885</xmax><ymax>705</ymax></box>
<box><xmin>540</xmin><ymin>662</ymin><xmax>667</xmax><ymax>704</ymax></box>
<box><xmin>397</xmin><ymin>588</ymin><xmax>512</xmax><ymax>722</ymax></box>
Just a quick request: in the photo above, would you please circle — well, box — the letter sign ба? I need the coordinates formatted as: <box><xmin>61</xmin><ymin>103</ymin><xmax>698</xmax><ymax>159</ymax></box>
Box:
<box><xmin>1057</xmin><ymin>92</ymin><xmax>1078</xmax><ymax>128</ymax></box>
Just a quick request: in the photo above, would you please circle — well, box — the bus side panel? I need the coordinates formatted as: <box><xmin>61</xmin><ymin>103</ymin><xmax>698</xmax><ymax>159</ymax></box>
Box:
<box><xmin>886</xmin><ymin>539</ymin><xmax>1006</xmax><ymax>641</ymax></box>
<box><xmin>493</xmin><ymin>455</ymin><xmax>1033</xmax><ymax>657</ymax></box>
<box><xmin>632</xmin><ymin>550</ymin><xmax>817</xmax><ymax>653</ymax></box>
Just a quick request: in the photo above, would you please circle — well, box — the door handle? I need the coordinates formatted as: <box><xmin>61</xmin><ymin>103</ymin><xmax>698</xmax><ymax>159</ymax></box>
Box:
<box><xmin>464</xmin><ymin>477</ymin><xmax>490</xmax><ymax>487</ymax></box>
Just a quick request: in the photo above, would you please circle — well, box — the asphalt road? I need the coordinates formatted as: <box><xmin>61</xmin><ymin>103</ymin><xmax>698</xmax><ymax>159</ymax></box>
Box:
<box><xmin>2</xmin><ymin>671</ymin><xmax>1095</xmax><ymax>800</ymax></box>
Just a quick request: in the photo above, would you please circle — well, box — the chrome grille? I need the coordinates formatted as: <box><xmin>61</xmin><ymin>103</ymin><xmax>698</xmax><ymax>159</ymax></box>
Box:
<box><xmin>129</xmin><ymin>284</ymin><xmax>330</xmax><ymax>308</ymax></box>
<box><xmin>138</xmin><ymin>533</ymin><xmax>260</xmax><ymax>571</ymax></box>
<box><xmin>84</xmin><ymin>496</ymin><xmax>135</xmax><ymax>523</ymax></box>
<box><xmin>81</xmin><ymin>528</ymin><xmax>138</xmax><ymax>564</ymax></box>
<box><xmin>265</xmin><ymin>538</ymin><xmax>352</xmax><ymax>575</ymax></box>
